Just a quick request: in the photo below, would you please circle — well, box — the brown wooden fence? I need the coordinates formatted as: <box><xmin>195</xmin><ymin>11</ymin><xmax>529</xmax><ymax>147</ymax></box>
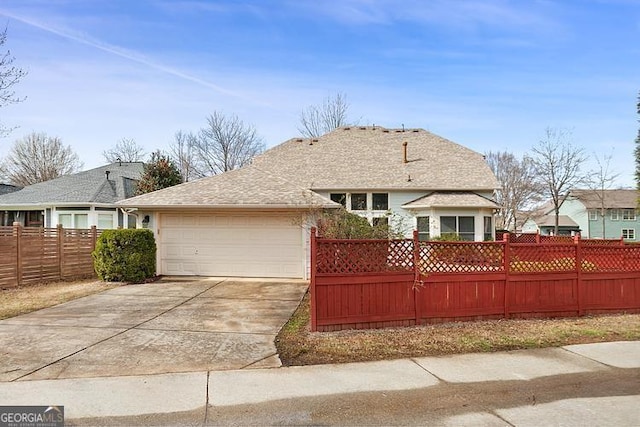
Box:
<box><xmin>0</xmin><ymin>224</ymin><xmax>99</xmax><ymax>288</ymax></box>
<box><xmin>311</xmin><ymin>230</ymin><xmax>640</xmax><ymax>331</ymax></box>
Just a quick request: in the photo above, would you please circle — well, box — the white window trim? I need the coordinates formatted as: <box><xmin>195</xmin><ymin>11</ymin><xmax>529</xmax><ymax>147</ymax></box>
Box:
<box><xmin>589</xmin><ymin>210</ymin><xmax>598</xmax><ymax>221</ymax></box>
<box><xmin>622</xmin><ymin>209</ymin><xmax>637</xmax><ymax>221</ymax></box>
<box><xmin>610</xmin><ymin>209</ymin><xmax>620</xmax><ymax>221</ymax></box>
<box><xmin>622</xmin><ymin>228</ymin><xmax>635</xmax><ymax>240</ymax></box>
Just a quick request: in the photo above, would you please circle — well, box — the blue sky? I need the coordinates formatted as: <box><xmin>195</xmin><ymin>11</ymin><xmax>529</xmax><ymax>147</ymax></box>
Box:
<box><xmin>0</xmin><ymin>0</ymin><xmax>639</xmax><ymax>187</ymax></box>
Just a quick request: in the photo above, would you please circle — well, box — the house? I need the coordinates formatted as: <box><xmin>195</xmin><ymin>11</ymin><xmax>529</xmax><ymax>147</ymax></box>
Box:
<box><xmin>118</xmin><ymin>126</ymin><xmax>499</xmax><ymax>278</ymax></box>
<box><xmin>0</xmin><ymin>162</ymin><xmax>144</xmax><ymax>229</ymax></box>
<box><xmin>558</xmin><ymin>189</ymin><xmax>639</xmax><ymax>240</ymax></box>
<box><xmin>521</xmin><ymin>214</ymin><xmax>581</xmax><ymax>236</ymax></box>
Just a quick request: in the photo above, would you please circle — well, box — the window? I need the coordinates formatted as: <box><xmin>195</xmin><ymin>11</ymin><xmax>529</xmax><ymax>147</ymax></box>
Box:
<box><xmin>622</xmin><ymin>209</ymin><xmax>637</xmax><ymax>221</ymax></box>
<box><xmin>484</xmin><ymin>216</ymin><xmax>493</xmax><ymax>241</ymax></box>
<box><xmin>417</xmin><ymin>216</ymin><xmax>430</xmax><ymax>241</ymax></box>
<box><xmin>127</xmin><ymin>215</ymin><xmax>137</xmax><ymax>229</ymax></box>
<box><xmin>589</xmin><ymin>210</ymin><xmax>598</xmax><ymax>221</ymax></box>
<box><xmin>458</xmin><ymin>217</ymin><xmax>475</xmax><ymax>241</ymax></box>
<box><xmin>98</xmin><ymin>214</ymin><xmax>114</xmax><ymax>229</ymax></box>
<box><xmin>611</xmin><ymin>209</ymin><xmax>620</xmax><ymax>221</ymax></box>
<box><xmin>372</xmin><ymin>193</ymin><xmax>389</xmax><ymax>210</ymax></box>
<box><xmin>58</xmin><ymin>214</ymin><xmax>72</xmax><ymax>228</ymax></box>
<box><xmin>440</xmin><ymin>216</ymin><xmax>475</xmax><ymax>241</ymax></box>
<box><xmin>622</xmin><ymin>229</ymin><xmax>636</xmax><ymax>240</ymax></box>
<box><xmin>58</xmin><ymin>213</ymin><xmax>88</xmax><ymax>229</ymax></box>
<box><xmin>330</xmin><ymin>193</ymin><xmax>346</xmax><ymax>207</ymax></box>
<box><xmin>351</xmin><ymin>193</ymin><xmax>367</xmax><ymax>210</ymax></box>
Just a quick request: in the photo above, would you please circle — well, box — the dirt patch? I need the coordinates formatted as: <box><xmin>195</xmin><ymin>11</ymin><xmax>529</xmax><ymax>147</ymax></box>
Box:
<box><xmin>276</xmin><ymin>292</ymin><xmax>640</xmax><ymax>366</ymax></box>
<box><xmin>0</xmin><ymin>280</ymin><xmax>120</xmax><ymax>320</ymax></box>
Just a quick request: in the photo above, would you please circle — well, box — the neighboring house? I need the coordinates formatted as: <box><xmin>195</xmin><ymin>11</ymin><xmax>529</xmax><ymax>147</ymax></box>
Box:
<box><xmin>0</xmin><ymin>162</ymin><xmax>143</xmax><ymax>229</ymax></box>
<box><xmin>118</xmin><ymin>126</ymin><xmax>499</xmax><ymax>279</ymax></box>
<box><xmin>0</xmin><ymin>184</ymin><xmax>23</xmax><ymax>226</ymax></box>
<box><xmin>521</xmin><ymin>214</ymin><xmax>581</xmax><ymax>236</ymax></box>
<box><xmin>559</xmin><ymin>189</ymin><xmax>639</xmax><ymax>240</ymax></box>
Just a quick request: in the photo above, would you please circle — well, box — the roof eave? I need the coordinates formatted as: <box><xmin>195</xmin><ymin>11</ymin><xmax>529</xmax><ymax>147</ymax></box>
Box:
<box><xmin>115</xmin><ymin>203</ymin><xmax>340</xmax><ymax>210</ymax></box>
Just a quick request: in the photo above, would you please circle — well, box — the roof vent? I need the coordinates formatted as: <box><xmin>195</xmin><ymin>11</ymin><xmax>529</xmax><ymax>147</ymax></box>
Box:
<box><xmin>383</xmin><ymin>130</ymin><xmax>389</xmax><ymax>133</ymax></box>
<box><xmin>105</xmin><ymin>170</ymin><xmax>111</xmax><ymax>180</ymax></box>
<box><xmin>359</xmin><ymin>127</ymin><xmax>366</xmax><ymax>130</ymax></box>
<box><xmin>412</xmin><ymin>129</ymin><xmax>419</xmax><ymax>133</ymax></box>
<box><xmin>310</xmin><ymin>138</ymin><xmax>318</xmax><ymax>145</ymax></box>
<box><xmin>296</xmin><ymin>138</ymin><xmax>303</xmax><ymax>142</ymax></box>
<box><xmin>344</xmin><ymin>127</ymin><xmax>351</xmax><ymax>130</ymax></box>
<box><xmin>403</xmin><ymin>141</ymin><xmax>408</xmax><ymax>164</ymax></box>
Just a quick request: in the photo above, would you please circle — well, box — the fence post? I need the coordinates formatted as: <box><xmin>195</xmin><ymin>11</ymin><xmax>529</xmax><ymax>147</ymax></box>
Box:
<box><xmin>413</xmin><ymin>229</ymin><xmax>421</xmax><ymax>326</ymax></box>
<box><xmin>13</xmin><ymin>222</ymin><xmax>22</xmax><ymax>287</ymax></box>
<box><xmin>91</xmin><ymin>225</ymin><xmax>97</xmax><ymax>251</ymax></box>
<box><xmin>535</xmin><ymin>232</ymin><xmax>540</xmax><ymax>244</ymax></box>
<box><xmin>57</xmin><ymin>224</ymin><xmax>64</xmax><ymax>280</ymax></box>
<box><xmin>575</xmin><ymin>234</ymin><xmax>584</xmax><ymax>316</ymax></box>
<box><xmin>310</xmin><ymin>227</ymin><xmax>318</xmax><ymax>332</ymax></box>
<box><xmin>503</xmin><ymin>231</ymin><xmax>510</xmax><ymax>319</ymax></box>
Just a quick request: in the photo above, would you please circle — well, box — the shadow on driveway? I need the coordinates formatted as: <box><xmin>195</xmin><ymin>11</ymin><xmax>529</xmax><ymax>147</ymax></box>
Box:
<box><xmin>0</xmin><ymin>278</ymin><xmax>308</xmax><ymax>381</ymax></box>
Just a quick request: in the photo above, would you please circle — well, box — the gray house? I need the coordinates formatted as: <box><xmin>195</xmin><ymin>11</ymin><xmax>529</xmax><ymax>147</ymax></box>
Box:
<box><xmin>0</xmin><ymin>162</ymin><xmax>143</xmax><ymax>229</ymax></box>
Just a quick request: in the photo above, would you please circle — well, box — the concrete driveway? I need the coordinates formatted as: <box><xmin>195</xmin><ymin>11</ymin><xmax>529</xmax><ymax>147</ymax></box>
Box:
<box><xmin>0</xmin><ymin>278</ymin><xmax>308</xmax><ymax>382</ymax></box>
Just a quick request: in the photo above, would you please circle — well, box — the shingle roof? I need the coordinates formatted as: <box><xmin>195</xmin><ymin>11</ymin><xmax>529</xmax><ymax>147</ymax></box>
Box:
<box><xmin>0</xmin><ymin>184</ymin><xmax>21</xmax><ymax>196</ymax></box>
<box><xmin>0</xmin><ymin>162</ymin><xmax>143</xmax><ymax>206</ymax></box>
<box><xmin>569</xmin><ymin>189</ymin><xmax>639</xmax><ymax>209</ymax></box>
<box><xmin>402</xmin><ymin>192</ymin><xmax>500</xmax><ymax>209</ymax></box>
<box><xmin>252</xmin><ymin>126</ymin><xmax>499</xmax><ymax>191</ymax></box>
<box><xmin>117</xmin><ymin>165</ymin><xmax>338</xmax><ymax>209</ymax></box>
<box><xmin>534</xmin><ymin>215</ymin><xmax>579</xmax><ymax>228</ymax></box>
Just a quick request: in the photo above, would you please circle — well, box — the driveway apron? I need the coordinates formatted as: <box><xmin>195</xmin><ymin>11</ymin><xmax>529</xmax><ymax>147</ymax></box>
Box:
<box><xmin>0</xmin><ymin>278</ymin><xmax>308</xmax><ymax>381</ymax></box>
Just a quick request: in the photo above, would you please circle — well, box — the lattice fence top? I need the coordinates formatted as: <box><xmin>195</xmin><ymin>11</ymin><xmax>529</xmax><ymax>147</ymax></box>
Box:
<box><xmin>316</xmin><ymin>239</ymin><xmax>414</xmax><ymax>275</ymax></box>
<box><xmin>418</xmin><ymin>241</ymin><xmax>504</xmax><ymax>274</ymax></box>
<box><xmin>509</xmin><ymin>233</ymin><xmax>538</xmax><ymax>244</ymax></box>
<box><xmin>581</xmin><ymin>239</ymin><xmax>623</xmax><ymax>246</ymax></box>
<box><xmin>509</xmin><ymin>243</ymin><xmax>577</xmax><ymax>273</ymax></box>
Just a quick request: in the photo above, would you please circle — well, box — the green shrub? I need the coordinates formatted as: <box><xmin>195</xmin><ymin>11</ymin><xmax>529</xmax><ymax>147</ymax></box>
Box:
<box><xmin>93</xmin><ymin>229</ymin><xmax>156</xmax><ymax>283</ymax></box>
<box><xmin>432</xmin><ymin>232</ymin><xmax>463</xmax><ymax>242</ymax></box>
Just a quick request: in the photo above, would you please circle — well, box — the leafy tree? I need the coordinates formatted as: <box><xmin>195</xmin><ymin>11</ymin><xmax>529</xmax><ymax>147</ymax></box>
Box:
<box><xmin>530</xmin><ymin>127</ymin><xmax>587</xmax><ymax>235</ymax></box>
<box><xmin>298</xmin><ymin>92</ymin><xmax>353</xmax><ymax>138</ymax></box>
<box><xmin>135</xmin><ymin>151</ymin><xmax>183</xmax><ymax>195</ymax></box>
<box><xmin>102</xmin><ymin>138</ymin><xmax>146</xmax><ymax>163</ymax></box>
<box><xmin>0</xmin><ymin>26</ymin><xmax>27</xmax><ymax>137</ymax></box>
<box><xmin>2</xmin><ymin>132</ymin><xmax>82</xmax><ymax>186</ymax></box>
<box><xmin>190</xmin><ymin>111</ymin><xmax>264</xmax><ymax>177</ymax></box>
<box><xmin>485</xmin><ymin>150</ymin><xmax>543</xmax><ymax>231</ymax></box>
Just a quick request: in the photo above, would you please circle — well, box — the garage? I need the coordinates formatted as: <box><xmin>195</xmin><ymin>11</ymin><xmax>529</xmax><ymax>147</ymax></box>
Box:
<box><xmin>159</xmin><ymin>212</ymin><xmax>305</xmax><ymax>278</ymax></box>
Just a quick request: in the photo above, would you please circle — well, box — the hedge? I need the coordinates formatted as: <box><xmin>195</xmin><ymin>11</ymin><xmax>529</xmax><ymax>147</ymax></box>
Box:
<box><xmin>93</xmin><ymin>229</ymin><xmax>156</xmax><ymax>283</ymax></box>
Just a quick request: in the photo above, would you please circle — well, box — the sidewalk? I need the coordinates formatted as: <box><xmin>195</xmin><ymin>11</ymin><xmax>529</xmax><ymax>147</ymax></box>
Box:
<box><xmin>1</xmin><ymin>341</ymin><xmax>638</xmax><ymax>425</ymax></box>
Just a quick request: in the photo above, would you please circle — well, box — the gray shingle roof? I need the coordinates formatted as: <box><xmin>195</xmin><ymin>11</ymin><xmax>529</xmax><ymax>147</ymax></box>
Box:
<box><xmin>534</xmin><ymin>215</ymin><xmax>579</xmax><ymax>228</ymax></box>
<box><xmin>0</xmin><ymin>162</ymin><xmax>143</xmax><ymax>206</ymax></box>
<box><xmin>569</xmin><ymin>189</ymin><xmax>639</xmax><ymax>209</ymax></box>
<box><xmin>403</xmin><ymin>192</ymin><xmax>500</xmax><ymax>209</ymax></box>
<box><xmin>117</xmin><ymin>165</ymin><xmax>337</xmax><ymax>209</ymax></box>
<box><xmin>252</xmin><ymin>126</ymin><xmax>499</xmax><ymax>191</ymax></box>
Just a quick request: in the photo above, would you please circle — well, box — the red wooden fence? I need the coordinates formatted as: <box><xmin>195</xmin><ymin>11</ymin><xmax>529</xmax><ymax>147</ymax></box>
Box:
<box><xmin>311</xmin><ymin>230</ymin><xmax>640</xmax><ymax>332</ymax></box>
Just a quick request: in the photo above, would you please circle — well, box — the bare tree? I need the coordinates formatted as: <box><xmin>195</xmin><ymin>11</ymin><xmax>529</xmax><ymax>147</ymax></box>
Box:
<box><xmin>584</xmin><ymin>151</ymin><xmax>620</xmax><ymax>238</ymax></box>
<box><xmin>0</xmin><ymin>26</ymin><xmax>28</xmax><ymax>137</ymax></box>
<box><xmin>485</xmin><ymin>151</ymin><xmax>543</xmax><ymax>231</ymax></box>
<box><xmin>298</xmin><ymin>92</ymin><xmax>352</xmax><ymax>138</ymax></box>
<box><xmin>530</xmin><ymin>127</ymin><xmax>587</xmax><ymax>235</ymax></box>
<box><xmin>2</xmin><ymin>132</ymin><xmax>82</xmax><ymax>186</ymax></box>
<box><xmin>190</xmin><ymin>111</ymin><xmax>264</xmax><ymax>177</ymax></box>
<box><xmin>102</xmin><ymin>138</ymin><xmax>146</xmax><ymax>163</ymax></box>
<box><xmin>168</xmin><ymin>130</ymin><xmax>197</xmax><ymax>182</ymax></box>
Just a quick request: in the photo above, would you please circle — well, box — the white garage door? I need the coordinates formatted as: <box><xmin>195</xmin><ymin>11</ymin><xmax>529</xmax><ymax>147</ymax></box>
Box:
<box><xmin>159</xmin><ymin>213</ymin><xmax>304</xmax><ymax>278</ymax></box>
